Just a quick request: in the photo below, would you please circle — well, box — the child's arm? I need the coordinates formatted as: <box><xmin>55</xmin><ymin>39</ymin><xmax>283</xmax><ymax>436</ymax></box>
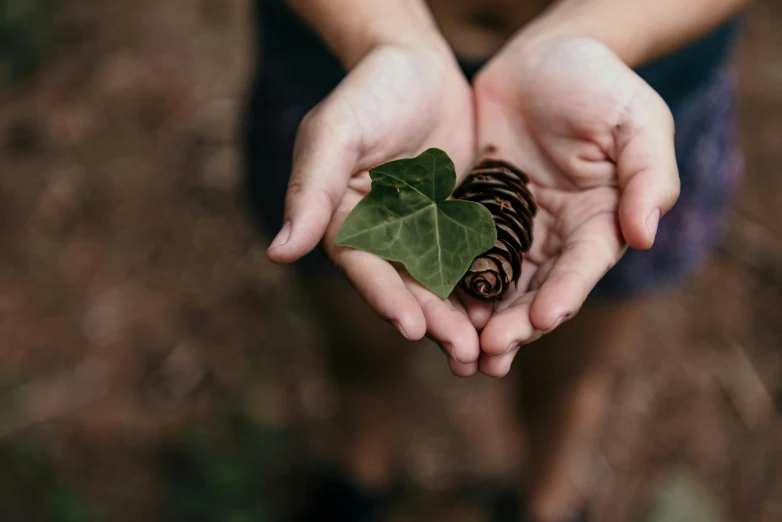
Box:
<box><xmin>268</xmin><ymin>1</ymin><xmax>483</xmax><ymax>366</ymax></box>
<box><xmin>283</xmin><ymin>0</ymin><xmax>451</xmax><ymax>69</ymax></box>
<box><xmin>525</xmin><ymin>0</ymin><xmax>753</xmax><ymax>67</ymax></box>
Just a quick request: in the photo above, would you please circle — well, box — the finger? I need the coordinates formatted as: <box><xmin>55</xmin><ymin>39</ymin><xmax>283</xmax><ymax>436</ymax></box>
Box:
<box><xmin>435</xmin><ymin>339</ymin><xmax>479</xmax><ymax>377</ymax></box>
<box><xmin>615</xmin><ymin>91</ymin><xmax>680</xmax><ymax>250</ymax></box>
<box><xmin>458</xmin><ymin>292</ymin><xmax>493</xmax><ymax>331</ymax></box>
<box><xmin>406</xmin><ymin>278</ymin><xmax>481</xmax><ymax>365</ymax></box>
<box><xmin>479</xmin><ymin>344</ymin><xmax>521</xmax><ymax>378</ymax></box>
<box><xmin>529</xmin><ymin>213</ymin><xmax>624</xmax><ymax>331</ymax></box>
<box><xmin>495</xmin><ymin>258</ymin><xmax>543</xmax><ymax>312</ymax></box>
<box><xmin>449</xmin><ymin>358</ymin><xmax>479</xmax><ymax>378</ymax></box>
<box><xmin>480</xmin><ymin>290</ymin><xmax>539</xmax><ymax>357</ymax></box>
<box><xmin>527</xmin><ymin>257</ymin><xmax>557</xmax><ymax>294</ymax></box>
<box><xmin>266</xmin><ymin>103</ymin><xmax>361</xmax><ymax>263</ymax></box>
<box><xmin>323</xmin><ymin>192</ymin><xmax>427</xmax><ymax>341</ymax></box>
<box><xmin>331</xmin><ymin>248</ymin><xmax>427</xmax><ymax>341</ymax></box>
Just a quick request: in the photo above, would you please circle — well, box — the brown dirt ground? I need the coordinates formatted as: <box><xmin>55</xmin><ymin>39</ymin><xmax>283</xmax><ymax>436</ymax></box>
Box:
<box><xmin>0</xmin><ymin>1</ymin><xmax>781</xmax><ymax>521</ymax></box>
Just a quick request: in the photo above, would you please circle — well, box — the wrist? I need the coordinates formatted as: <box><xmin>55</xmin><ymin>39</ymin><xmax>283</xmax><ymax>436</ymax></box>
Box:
<box><xmin>514</xmin><ymin>0</ymin><xmax>751</xmax><ymax>68</ymax></box>
<box><xmin>287</xmin><ymin>0</ymin><xmax>454</xmax><ymax>70</ymax></box>
<box><xmin>340</xmin><ymin>19</ymin><xmax>454</xmax><ymax>71</ymax></box>
<box><xmin>509</xmin><ymin>2</ymin><xmax>651</xmax><ymax>68</ymax></box>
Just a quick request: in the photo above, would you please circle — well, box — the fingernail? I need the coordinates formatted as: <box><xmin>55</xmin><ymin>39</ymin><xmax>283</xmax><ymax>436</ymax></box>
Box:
<box><xmin>544</xmin><ymin>314</ymin><xmax>568</xmax><ymax>334</ymax></box>
<box><xmin>438</xmin><ymin>342</ymin><xmax>467</xmax><ymax>363</ymax></box>
<box><xmin>268</xmin><ymin>221</ymin><xmax>291</xmax><ymax>250</ymax></box>
<box><xmin>646</xmin><ymin>208</ymin><xmax>661</xmax><ymax>238</ymax></box>
<box><xmin>394</xmin><ymin>321</ymin><xmax>411</xmax><ymax>341</ymax></box>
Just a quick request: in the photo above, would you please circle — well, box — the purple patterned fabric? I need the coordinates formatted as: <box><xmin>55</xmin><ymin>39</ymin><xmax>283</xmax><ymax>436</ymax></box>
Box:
<box><xmin>591</xmin><ymin>66</ymin><xmax>743</xmax><ymax>301</ymax></box>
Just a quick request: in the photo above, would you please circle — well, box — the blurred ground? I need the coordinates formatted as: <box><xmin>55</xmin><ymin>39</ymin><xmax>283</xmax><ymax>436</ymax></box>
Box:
<box><xmin>0</xmin><ymin>0</ymin><xmax>781</xmax><ymax>521</ymax></box>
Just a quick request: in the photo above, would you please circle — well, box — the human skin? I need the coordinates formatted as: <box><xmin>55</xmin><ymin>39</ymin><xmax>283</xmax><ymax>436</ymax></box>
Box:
<box><xmin>266</xmin><ymin>0</ymin><xmax>750</xmax><ymax>373</ymax></box>
<box><xmin>264</xmin><ymin>0</ymin><xmax>752</xmax><ymax>519</ymax></box>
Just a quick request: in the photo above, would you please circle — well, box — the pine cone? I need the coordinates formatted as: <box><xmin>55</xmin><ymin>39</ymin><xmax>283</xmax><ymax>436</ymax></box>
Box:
<box><xmin>452</xmin><ymin>157</ymin><xmax>537</xmax><ymax>300</ymax></box>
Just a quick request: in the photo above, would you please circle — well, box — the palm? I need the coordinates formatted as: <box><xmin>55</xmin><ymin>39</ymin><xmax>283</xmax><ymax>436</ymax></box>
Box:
<box><xmin>319</xmin><ymin>46</ymin><xmax>476</xmax><ymax>242</ymax></box>
<box><xmin>467</xmin><ymin>37</ymin><xmax>678</xmax><ymax>376</ymax></box>
<box><xmin>500</xmin><ymin>183</ymin><xmax>622</xmax><ymax>303</ymax></box>
<box><xmin>276</xmin><ymin>45</ymin><xmax>487</xmax><ymax>375</ymax></box>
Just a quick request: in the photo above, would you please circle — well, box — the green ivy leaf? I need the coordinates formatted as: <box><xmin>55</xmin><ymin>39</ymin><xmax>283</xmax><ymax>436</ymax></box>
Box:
<box><xmin>335</xmin><ymin>148</ymin><xmax>497</xmax><ymax>300</ymax></box>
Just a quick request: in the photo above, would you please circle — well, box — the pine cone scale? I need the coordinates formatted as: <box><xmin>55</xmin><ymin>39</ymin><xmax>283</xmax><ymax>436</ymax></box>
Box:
<box><xmin>486</xmin><ymin>250</ymin><xmax>513</xmax><ymax>282</ymax></box>
<box><xmin>472</xmin><ymin>160</ymin><xmax>531</xmax><ymax>183</ymax></box>
<box><xmin>495</xmin><ymin>221</ymin><xmax>528</xmax><ymax>279</ymax></box>
<box><xmin>453</xmin><ymin>177</ymin><xmax>534</xmax><ymax>206</ymax></box>
<box><xmin>462</xmin><ymin>257</ymin><xmax>504</xmax><ymax>299</ymax></box>
<box><xmin>496</xmin><ymin>223</ymin><xmax>526</xmax><ymax>275</ymax></box>
<box><xmin>467</xmin><ymin>169</ymin><xmax>536</xmax><ymax>209</ymax></box>
<box><xmin>479</xmin><ymin>200</ymin><xmax>534</xmax><ymax>244</ymax></box>
<box><xmin>454</xmin><ymin>156</ymin><xmax>537</xmax><ymax>300</ymax></box>
<box><xmin>495</xmin><ymin>213</ymin><xmax>531</xmax><ymax>250</ymax></box>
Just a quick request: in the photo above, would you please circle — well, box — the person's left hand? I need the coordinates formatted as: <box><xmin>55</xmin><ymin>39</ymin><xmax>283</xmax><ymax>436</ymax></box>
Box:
<box><xmin>461</xmin><ymin>35</ymin><xmax>680</xmax><ymax>377</ymax></box>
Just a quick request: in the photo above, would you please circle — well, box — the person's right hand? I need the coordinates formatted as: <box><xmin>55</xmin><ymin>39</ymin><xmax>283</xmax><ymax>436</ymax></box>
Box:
<box><xmin>266</xmin><ymin>44</ymin><xmax>483</xmax><ymax>376</ymax></box>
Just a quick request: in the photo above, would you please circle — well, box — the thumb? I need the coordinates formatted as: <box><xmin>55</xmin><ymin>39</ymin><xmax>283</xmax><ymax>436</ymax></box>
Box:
<box><xmin>615</xmin><ymin>90</ymin><xmax>680</xmax><ymax>250</ymax></box>
<box><xmin>266</xmin><ymin>103</ymin><xmax>361</xmax><ymax>264</ymax></box>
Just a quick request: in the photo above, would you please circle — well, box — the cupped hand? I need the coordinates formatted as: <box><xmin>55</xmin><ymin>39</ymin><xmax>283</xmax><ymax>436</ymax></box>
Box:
<box><xmin>266</xmin><ymin>45</ymin><xmax>483</xmax><ymax>376</ymax></box>
<box><xmin>466</xmin><ymin>36</ymin><xmax>680</xmax><ymax>377</ymax></box>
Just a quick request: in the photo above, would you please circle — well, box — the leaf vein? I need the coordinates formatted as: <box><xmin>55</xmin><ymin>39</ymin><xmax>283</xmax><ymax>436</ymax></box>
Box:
<box><xmin>335</xmin><ymin>204</ymin><xmax>434</xmax><ymax>243</ymax></box>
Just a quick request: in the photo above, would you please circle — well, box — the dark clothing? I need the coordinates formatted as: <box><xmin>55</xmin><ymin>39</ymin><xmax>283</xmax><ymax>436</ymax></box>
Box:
<box><xmin>243</xmin><ymin>1</ymin><xmax>744</xmax><ymax>299</ymax></box>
